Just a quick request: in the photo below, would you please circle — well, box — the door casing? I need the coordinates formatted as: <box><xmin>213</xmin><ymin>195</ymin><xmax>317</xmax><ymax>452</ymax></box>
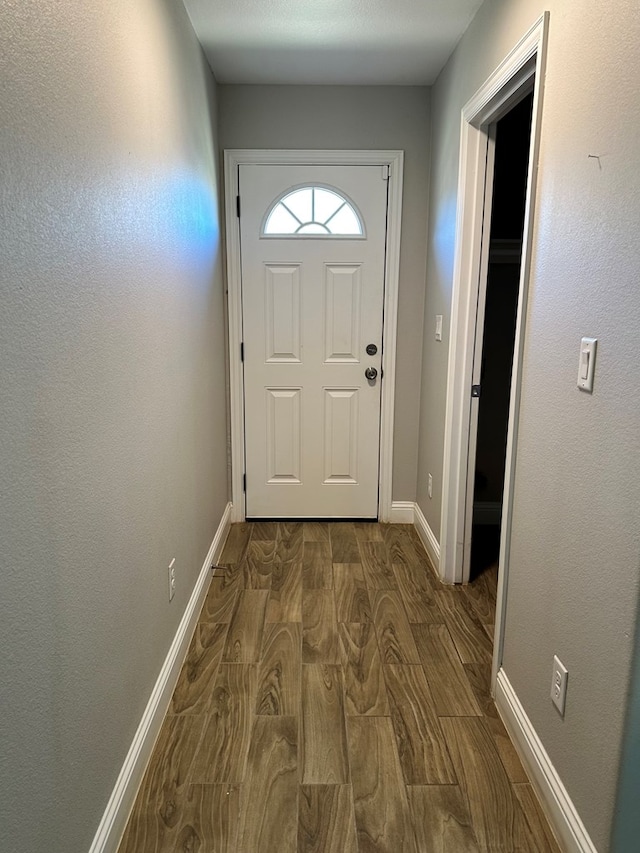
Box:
<box><xmin>438</xmin><ymin>14</ymin><xmax>549</xmax><ymax>688</ymax></box>
<box><xmin>224</xmin><ymin>149</ymin><xmax>404</xmax><ymax>523</ymax></box>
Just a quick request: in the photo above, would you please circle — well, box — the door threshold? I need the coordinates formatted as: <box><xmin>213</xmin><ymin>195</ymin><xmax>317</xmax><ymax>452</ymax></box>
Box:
<box><xmin>245</xmin><ymin>516</ymin><xmax>379</xmax><ymax>523</ymax></box>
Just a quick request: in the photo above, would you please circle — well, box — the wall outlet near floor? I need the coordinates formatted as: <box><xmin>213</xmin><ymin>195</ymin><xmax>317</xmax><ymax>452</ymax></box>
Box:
<box><xmin>550</xmin><ymin>655</ymin><xmax>568</xmax><ymax>715</ymax></box>
<box><xmin>168</xmin><ymin>558</ymin><xmax>176</xmax><ymax>602</ymax></box>
<box><xmin>428</xmin><ymin>473</ymin><xmax>433</xmax><ymax>498</ymax></box>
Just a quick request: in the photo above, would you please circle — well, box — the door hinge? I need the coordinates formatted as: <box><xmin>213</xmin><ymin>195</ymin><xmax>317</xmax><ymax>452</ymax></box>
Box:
<box><xmin>240</xmin><ymin>342</ymin><xmax>244</xmax><ymax>362</ymax></box>
<box><xmin>236</xmin><ymin>195</ymin><xmax>241</xmax><ymax>218</ymax></box>
<box><xmin>243</xmin><ymin>473</ymin><xmax>246</xmax><ymax>492</ymax></box>
<box><xmin>471</xmin><ymin>384</ymin><xmax>481</xmax><ymax>398</ymax></box>
<box><xmin>382</xmin><ymin>164</ymin><xmax>391</xmax><ymax>181</ymax></box>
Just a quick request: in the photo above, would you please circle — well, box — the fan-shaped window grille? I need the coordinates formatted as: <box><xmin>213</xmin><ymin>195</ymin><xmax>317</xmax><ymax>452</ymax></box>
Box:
<box><xmin>263</xmin><ymin>186</ymin><xmax>364</xmax><ymax>237</ymax></box>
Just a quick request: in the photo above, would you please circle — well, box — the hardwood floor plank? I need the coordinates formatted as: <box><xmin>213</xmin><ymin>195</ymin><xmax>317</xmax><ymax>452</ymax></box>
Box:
<box><xmin>302</xmin><ymin>589</ymin><xmax>339</xmax><ymax>663</ymax></box>
<box><xmin>371</xmin><ymin>590</ymin><xmax>421</xmax><ymax>664</ymax></box>
<box><xmin>181</xmin><ymin>784</ymin><xmax>241</xmax><ymax>853</ymax></box>
<box><xmin>439</xmin><ymin>716</ymin><xmax>530</xmax><ymax>852</ymax></box>
<box><xmin>434</xmin><ymin>589</ymin><xmax>493</xmax><ymax>664</ymax></box>
<box><xmin>122</xmin><ymin>527</ymin><xmax>560</xmax><ymax>853</ymax></box>
<box><xmin>256</xmin><ymin>622</ymin><xmax>301</xmax><ymax>715</ymax></box>
<box><xmin>251</xmin><ymin>521</ymin><xmax>278</xmax><ymax>540</ymax></box>
<box><xmin>513</xmin><ymin>783</ymin><xmax>563</xmax><ymax>853</ymax></box>
<box><xmin>482</xmin><ymin>563</ymin><xmax>498</xmax><ymax>604</ymax></box>
<box><xmin>277</xmin><ymin>522</ymin><xmax>304</xmax><ymax>563</ymax></box>
<box><xmin>348</xmin><ymin>716</ymin><xmax>417</xmax><ymax>853</ymax></box>
<box><xmin>302</xmin><ymin>541</ymin><xmax>333</xmax><ymax>589</ymax></box>
<box><xmin>463</xmin><ymin>662</ymin><xmax>528</xmax><ymax>783</ymax></box>
<box><xmin>359</xmin><ymin>540</ymin><xmax>397</xmax><ymax>590</ymax></box>
<box><xmin>407</xmin><ymin>785</ymin><xmax>480</xmax><ymax>853</ymax></box>
<box><xmin>353</xmin><ymin>521</ymin><xmax>384</xmax><ymax>541</ymax></box>
<box><xmin>223</xmin><ymin>590</ymin><xmax>269</xmax><ymax>662</ymax></box>
<box><xmin>301</xmin><ymin>664</ymin><xmax>349</xmax><ymax>783</ymax></box>
<box><xmin>339</xmin><ymin>622</ymin><xmax>389</xmax><ymax>716</ymax></box>
<box><xmin>241</xmin><ymin>540</ymin><xmax>275</xmax><ymax>589</ymax></box>
<box><xmin>329</xmin><ymin>522</ymin><xmax>360</xmax><ymax>563</ymax></box>
<box><xmin>220</xmin><ymin>523</ymin><xmax>252</xmax><ymax>563</ymax></box>
<box><xmin>267</xmin><ymin>558</ymin><xmax>302</xmax><ymax>622</ymax></box>
<box><xmin>170</xmin><ymin>623</ymin><xmax>228</xmax><ymax>715</ymax></box>
<box><xmin>380</xmin><ymin>523</ymin><xmax>421</xmax><ymax>568</ymax></box>
<box><xmin>118</xmin><ymin>715</ymin><xmax>206</xmax><ymax>852</ymax></box>
<box><xmin>200</xmin><ymin>574</ymin><xmax>241</xmax><ymax>623</ymax></box>
<box><xmin>393</xmin><ymin>563</ymin><xmax>441</xmax><ymax>622</ymax></box>
<box><xmin>237</xmin><ymin>716</ymin><xmax>298</xmax><ymax>853</ymax></box>
<box><xmin>303</xmin><ymin>521</ymin><xmax>330</xmax><ymax>542</ymax></box>
<box><xmin>334</xmin><ymin>563</ymin><xmax>371</xmax><ymax>623</ymax></box>
<box><xmin>462</xmin><ymin>573</ymin><xmax>495</xmax><ymax>625</ymax></box>
<box><xmin>411</xmin><ymin>624</ymin><xmax>482</xmax><ymax>717</ymax></box>
<box><xmin>384</xmin><ymin>664</ymin><xmax>457</xmax><ymax>785</ymax></box>
<box><xmin>298</xmin><ymin>785</ymin><xmax>358</xmax><ymax>853</ymax></box>
<box><xmin>190</xmin><ymin>664</ymin><xmax>256</xmax><ymax>784</ymax></box>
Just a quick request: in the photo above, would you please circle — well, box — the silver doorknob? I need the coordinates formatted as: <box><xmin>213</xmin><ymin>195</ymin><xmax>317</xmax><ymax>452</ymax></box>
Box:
<box><xmin>364</xmin><ymin>367</ymin><xmax>378</xmax><ymax>381</ymax></box>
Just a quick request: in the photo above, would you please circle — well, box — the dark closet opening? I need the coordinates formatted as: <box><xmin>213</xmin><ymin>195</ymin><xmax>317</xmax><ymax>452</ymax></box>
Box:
<box><xmin>470</xmin><ymin>90</ymin><xmax>534</xmax><ymax>580</ymax></box>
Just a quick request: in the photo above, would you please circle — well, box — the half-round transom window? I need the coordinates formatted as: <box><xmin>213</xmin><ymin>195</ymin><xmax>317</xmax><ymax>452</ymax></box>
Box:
<box><xmin>263</xmin><ymin>186</ymin><xmax>364</xmax><ymax>237</ymax></box>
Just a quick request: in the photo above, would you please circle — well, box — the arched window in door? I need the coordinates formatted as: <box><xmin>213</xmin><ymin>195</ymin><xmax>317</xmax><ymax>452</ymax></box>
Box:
<box><xmin>263</xmin><ymin>185</ymin><xmax>364</xmax><ymax>236</ymax></box>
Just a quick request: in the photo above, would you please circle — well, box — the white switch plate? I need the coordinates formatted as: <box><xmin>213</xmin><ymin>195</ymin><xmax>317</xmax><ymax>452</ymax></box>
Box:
<box><xmin>428</xmin><ymin>473</ymin><xmax>433</xmax><ymax>498</ymax></box>
<box><xmin>435</xmin><ymin>315</ymin><xmax>443</xmax><ymax>342</ymax></box>
<box><xmin>550</xmin><ymin>655</ymin><xmax>568</xmax><ymax>715</ymax></box>
<box><xmin>577</xmin><ymin>337</ymin><xmax>597</xmax><ymax>392</ymax></box>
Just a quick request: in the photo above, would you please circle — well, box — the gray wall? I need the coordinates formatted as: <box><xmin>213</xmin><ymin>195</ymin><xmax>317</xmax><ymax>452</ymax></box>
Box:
<box><xmin>0</xmin><ymin>1</ymin><xmax>228</xmax><ymax>851</ymax></box>
<box><xmin>218</xmin><ymin>85</ymin><xmax>431</xmax><ymax>501</ymax></box>
<box><xmin>417</xmin><ymin>0</ymin><xmax>640</xmax><ymax>848</ymax></box>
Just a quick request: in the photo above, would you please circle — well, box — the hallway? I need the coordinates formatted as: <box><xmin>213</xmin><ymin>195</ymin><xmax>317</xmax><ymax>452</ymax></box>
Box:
<box><xmin>118</xmin><ymin>522</ymin><xmax>559</xmax><ymax>852</ymax></box>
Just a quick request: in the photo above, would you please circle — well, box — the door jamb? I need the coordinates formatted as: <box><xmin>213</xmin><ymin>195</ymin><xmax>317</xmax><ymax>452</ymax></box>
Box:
<box><xmin>223</xmin><ymin>149</ymin><xmax>404</xmax><ymax>523</ymax></box>
<box><xmin>438</xmin><ymin>14</ymin><xmax>549</xmax><ymax>688</ymax></box>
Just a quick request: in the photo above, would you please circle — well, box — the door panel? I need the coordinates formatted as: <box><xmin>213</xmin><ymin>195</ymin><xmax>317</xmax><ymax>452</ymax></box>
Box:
<box><xmin>324</xmin><ymin>264</ymin><xmax>362</xmax><ymax>362</ymax></box>
<box><xmin>240</xmin><ymin>164</ymin><xmax>388</xmax><ymax>518</ymax></box>
<box><xmin>264</xmin><ymin>265</ymin><xmax>301</xmax><ymax>362</ymax></box>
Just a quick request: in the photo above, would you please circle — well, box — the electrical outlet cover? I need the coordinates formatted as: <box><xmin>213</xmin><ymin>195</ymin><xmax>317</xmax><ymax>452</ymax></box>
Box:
<box><xmin>550</xmin><ymin>655</ymin><xmax>568</xmax><ymax>715</ymax></box>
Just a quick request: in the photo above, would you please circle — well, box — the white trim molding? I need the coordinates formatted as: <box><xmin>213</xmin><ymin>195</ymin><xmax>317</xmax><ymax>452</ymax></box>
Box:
<box><xmin>440</xmin><ymin>12</ymin><xmax>549</xmax><ymax>588</ymax></box>
<box><xmin>412</xmin><ymin>502</ymin><xmax>441</xmax><ymax>574</ymax></box>
<box><xmin>390</xmin><ymin>500</ymin><xmax>441</xmax><ymax>573</ymax></box>
<box><xmin>224</xmin><ymin>149</ymin><xmax>404</xmax><ymax>523</ymax></box>
<box><xmin>389</xmin><ymin>500</ymin><xmax>416</xmax><ymax>524</ymax></box>
<box><xmin>89</xmin><ymin>502</ymin><xmax>233</xmax><ymax>853</ymax></box>
<box><xmin>495</xmin><ymin>669</ymin><xmax>598</xmax><ymax>853</ymax></box>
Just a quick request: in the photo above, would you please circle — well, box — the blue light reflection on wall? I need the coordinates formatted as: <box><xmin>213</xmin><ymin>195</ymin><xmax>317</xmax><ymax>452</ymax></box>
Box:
<box><xmin>432</xmin><ymin>194</ymin><xmax>458</xmax><ymax>285</ymax></box>
<box><xmin>158</xmin><ymin>171</ymin><xmax>220</xmax><ymax>270</ymax></box>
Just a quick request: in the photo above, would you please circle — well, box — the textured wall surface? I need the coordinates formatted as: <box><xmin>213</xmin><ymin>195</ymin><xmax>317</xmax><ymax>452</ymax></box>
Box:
<box><xmin>0</xmin><ymin>1</ymin><xmax>227</xmax><ymax>851</ymax></box>
<box><xmin>417</xmin><ymin>0</ymin><xmax>640</xmax><ymax>847</ymax></box>
<box><xmin>218</xmin><ymin>85</ymin><xmax>431</xmax><ymax>502</ymax></box>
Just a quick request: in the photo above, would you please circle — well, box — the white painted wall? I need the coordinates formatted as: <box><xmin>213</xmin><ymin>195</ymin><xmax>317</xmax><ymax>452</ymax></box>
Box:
<box><xmin>417</xmin><ymin>0</ymin><xmax>640</xmax><ymax>848</ymax></box>
<box><xmin>0</xmin><ymin>2</ymin><xmax>227</xmax><ymax>851</ymax></box>
<box><xmin>218</xmin><ymin>85</ymin><xmax>431</xmax><ymax>502</ymax></box>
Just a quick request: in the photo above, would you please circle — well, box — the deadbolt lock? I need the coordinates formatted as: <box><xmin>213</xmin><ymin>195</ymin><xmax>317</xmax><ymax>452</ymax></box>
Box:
<box><xmin>366</xmin><ymin>343</ymin><xmax>378</xmax><ymax>356</ymax></box>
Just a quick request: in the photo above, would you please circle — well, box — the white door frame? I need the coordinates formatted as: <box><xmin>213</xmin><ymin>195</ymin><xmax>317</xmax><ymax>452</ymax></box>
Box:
<box><xmin>438</xmin><ymin>15</ymin><xmax>549</xmax><ymax>684</ymax></box>
<box><xmin>224</xmin><ymin>149</ymin><xmax>404</xmax><ymax>523</ymax></box>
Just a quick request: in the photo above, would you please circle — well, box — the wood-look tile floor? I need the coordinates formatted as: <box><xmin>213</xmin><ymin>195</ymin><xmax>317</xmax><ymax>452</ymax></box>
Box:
<box><xmin>118</xmin><ymin>522</ymin><xmax>561</xmax><ymax>853</ymax></box>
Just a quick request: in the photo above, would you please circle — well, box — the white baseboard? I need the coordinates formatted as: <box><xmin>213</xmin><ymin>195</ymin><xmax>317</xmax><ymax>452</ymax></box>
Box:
<box><xmin>390</xmin><ymin>501</ymin><xmax>441</xmax><ymax>576</ymax></box>
<box><xmin>412</xmin><ymin>501</ymin><xmax>441</xmax><ymax>574</ymax></box>
<box><xmin>89</xmin><ymin>502</ymin><xmax>233</xmax><ymax>853</ymax></box>
<box><xmin>495</xmin><ymin>669</ymin><xmax>597</xmax><ymax>853</ymax></box>
<box><xmin>389</xmin><ymin>500</ymin><xmax>416</xmax><ymax>523</ymax></box>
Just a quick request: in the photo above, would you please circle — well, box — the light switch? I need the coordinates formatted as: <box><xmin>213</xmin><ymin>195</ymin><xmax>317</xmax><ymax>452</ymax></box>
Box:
<box><xmin>577</xmin><ymin>337</ymin><xmax>597</xmax><ymax>392</ymax></box>
<box><xmin>435</xmin><ymin>315</ymin><xmax>443</xmax><ymax>342</ymax></box>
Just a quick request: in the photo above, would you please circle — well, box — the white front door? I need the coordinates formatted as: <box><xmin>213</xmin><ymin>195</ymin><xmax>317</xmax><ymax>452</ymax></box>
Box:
<box><xmin>239</xmin><ymin>163</ymin><xmax>389</xmax><ymax>518</ymax></box>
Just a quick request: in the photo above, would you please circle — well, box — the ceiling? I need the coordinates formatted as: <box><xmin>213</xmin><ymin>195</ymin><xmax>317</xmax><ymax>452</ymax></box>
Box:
<box><xmin>182</xmin><ymin>0</ymin><xmax>483</xmax><ymax>86</ymax></box>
